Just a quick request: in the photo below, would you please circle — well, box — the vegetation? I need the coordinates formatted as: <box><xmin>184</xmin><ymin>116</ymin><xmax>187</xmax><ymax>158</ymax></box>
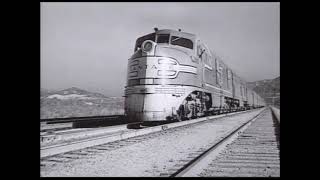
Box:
<box><xmin>248</xmin><ymin>76</ymin><xmax>280</xmax><ymax>107</ymax></box>
<box><xmin>40</xmin><ymin>87</ymin><xmax>124</xmax><ymax>119</ymax></box>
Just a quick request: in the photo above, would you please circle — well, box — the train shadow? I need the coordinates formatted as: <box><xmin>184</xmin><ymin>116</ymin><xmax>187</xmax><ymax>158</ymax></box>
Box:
<box><xmin>72</xmin><ymin>116</ymin><xmax>129</xmax><ymax>128</ymax></box>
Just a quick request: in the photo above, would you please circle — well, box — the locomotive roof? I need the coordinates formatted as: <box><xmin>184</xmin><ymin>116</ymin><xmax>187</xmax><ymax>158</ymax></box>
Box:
<box><xmin>139</xmin><ymin>29</ymin><xmax>257</xmax><ymax>93</ymax></box>
<box><xmin>154</xmin><ymin>29</ymin><xmax>196</xmax><ymax>40</ymax></box>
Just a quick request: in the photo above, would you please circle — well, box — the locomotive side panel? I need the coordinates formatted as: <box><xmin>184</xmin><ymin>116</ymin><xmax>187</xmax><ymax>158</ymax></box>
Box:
<box><xmin>256</xmin><ymin>92</ymin><xmax>260</xmax><ymax>107</ymax></box>
<box><xmin>232</xmin><ymin>74</ymin><xmax>241</xmax><ymax>100</ymax></box>
<box><xmin>247</xmin><ymin>89</ymin><xmax>253</xmax><ymax>107</ymax></box>
<box><xmin>220</xmin><ymin>61</ymin><xmax>229</xmax><ymax>91</ymax></box>
<box><xmin>202</xmin><ymin>52</ymin><xmax>216</xmax><ymax>87</ymax></box>
<box><xmin>198</xmin><ymin>43</ymin><xmax>226</xmax><ymax>110</ymax></box>
<box><xmin>226</xmin><ymin>68</ymin><xmax>233</xmax><ymax>94</ymax></box>
<box><xmin>240</xmin><ymin>80</ymin><xmax>247</xmax><ymax>107</ymax></box>
<box><xmin>244</xmin><ymin>85</ymin><xmax>248</xmax><ymax>102</ymax></box>
<box><xmin>255</xmin><ymin>92</ymin><xmax>258</xmax><ymax>107</ymax></box>
<box><xmin>252</xmin><ymin>91</ymin><xmax>256</xmax><ymax>107</ymax></box>
<box><xmin>215</xmin><ymin>58</ymin><xmax>224</xmax><ymax>89</ymax></box>
<box><xmin>204</xmin><ymin>68</ymin><xmax>216</xmax><ymax>86</ymax></box>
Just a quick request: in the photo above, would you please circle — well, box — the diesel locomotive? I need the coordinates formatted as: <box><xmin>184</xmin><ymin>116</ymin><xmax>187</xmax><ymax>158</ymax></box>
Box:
<box><xmin>124</xmin><ymin>28</ymin><xmax>264</xmax><ymax>125</ymax></box>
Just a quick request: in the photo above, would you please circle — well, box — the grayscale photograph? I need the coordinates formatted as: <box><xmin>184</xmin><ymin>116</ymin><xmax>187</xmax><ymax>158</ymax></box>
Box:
<box><xmin>40</xmin><ymin>2</ymin><xmax>280</xmax><ymax>177</ymax></box>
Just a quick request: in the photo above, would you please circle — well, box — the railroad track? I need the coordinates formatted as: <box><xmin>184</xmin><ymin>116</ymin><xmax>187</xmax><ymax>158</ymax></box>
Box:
<box><xmin>168</xmin><ymin>107</ymin><xmax>279</xmax><ymax>177</ymax></box>
<box><xmin>40</xmin><ymin>123</ymin><xmax>130</xmax><ymax>146</ymax></box>
<box><xmin>40</xmin><ymin>114</ymin><xmax>128</xmax><ymax>135</ymax></box>
<box><xmin>41</xmin><ymin>108</ymin><xmax>263</xmax><ymax>160</ymax></box>
<box><xmin>270</xmin><ymin>106</ymin><xmax>280</xmax><ymax>123</ymax></box>
<box><xmin>41</xmin><ymin>124</ymin><xmax>73</xmax><ymax>133</ymax></box>
<box><xmin>41</xmin><ymin>115</ymin><xmax>125</xmax><ymax>124</ymax></box>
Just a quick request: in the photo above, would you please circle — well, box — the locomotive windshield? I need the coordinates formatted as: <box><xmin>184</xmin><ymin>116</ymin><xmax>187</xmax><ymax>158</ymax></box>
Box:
<box><xmin>134</xmin><ymin>33</ymin><xmax>155</xmax><ymax>52</ymax></box>
<box><xmin>134</xmin><ymin>33</ymin><xmax>194</xmax><ymax>52</ymax></box>
<box><xmin>156</xmin><ymin>34</ymin><xmax>170</xmax><ymax>43</ymax></box>
<box><xmin>171</xmin><ymin>36</ymin><xmax>193</xmax><ymax>49</ymax></box>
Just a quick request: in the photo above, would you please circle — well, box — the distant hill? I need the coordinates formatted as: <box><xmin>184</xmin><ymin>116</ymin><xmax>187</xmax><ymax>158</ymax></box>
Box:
<box><xmin>40</xmin><ymin>87</ymin><xmax>124</xmax><ymax>119</ymax></box>
<box><xmin>248</xmin><ymin>76</ymin><xmax>280</xmax><ymax>107</ymax></box>
<box><xmin>40</xmin><ymin>88</ymin><xmax>57</xmax><ymax>98</ymax></box>
<box><xmin>40</xmin><ymin>79</ymin><xmax>280</xmax><ymax>119</ymax></box>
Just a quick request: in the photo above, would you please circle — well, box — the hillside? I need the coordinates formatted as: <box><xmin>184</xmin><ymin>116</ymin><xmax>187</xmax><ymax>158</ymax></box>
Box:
<box><xmin>41</xmin><ymin>78</ymin><xmax>280</xmax><ymax>119</ymax></box>
<box><xmin>40</xmin><ymin>87</ymin><xmax>124</xmax><ymax>119</ymax></box>
<box><xmin>248</xmin><ymin>76</ymin><xmax>280</xmax><ymax>107</ymax></box>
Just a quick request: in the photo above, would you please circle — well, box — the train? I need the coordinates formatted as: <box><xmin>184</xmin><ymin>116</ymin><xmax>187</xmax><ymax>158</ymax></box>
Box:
<box><xmin>124</xmin><ymin>28</ymin><xmax>265</xmax><ymax>126</ymax></box>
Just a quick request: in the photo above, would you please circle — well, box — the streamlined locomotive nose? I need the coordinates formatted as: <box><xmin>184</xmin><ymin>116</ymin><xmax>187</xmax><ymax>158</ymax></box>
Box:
<box><xmin>125</xmin><ymin>55</ymin><xmax>179</xmax><ymax>123</ymax></box>
<box><xmin>125</xmin><ymin>93</ymin><xmax>170</xmax><ymax>122</ymax></box>
<box><xmin>125</xmin><ymin>37</ymin><xmax>198</xmax><ymax>123</ymax></box>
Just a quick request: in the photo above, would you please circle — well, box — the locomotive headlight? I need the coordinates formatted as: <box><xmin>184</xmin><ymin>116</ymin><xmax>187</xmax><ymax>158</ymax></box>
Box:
<box><xmin>142</xmin><ymin>40</ymin><xmax>153</xmax><ymax>52</ymax></box>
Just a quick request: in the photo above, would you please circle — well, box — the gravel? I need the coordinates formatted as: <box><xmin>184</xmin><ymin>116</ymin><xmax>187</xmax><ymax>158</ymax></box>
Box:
<box><xmin>199</xmin><ymin>109</ymin><xmax>279</xmax><ymax>177</ymax></box>
<box><xmin>41</xmin><ymin>109</ymin><xmax>263</xmax><ymax>177</ymax></box>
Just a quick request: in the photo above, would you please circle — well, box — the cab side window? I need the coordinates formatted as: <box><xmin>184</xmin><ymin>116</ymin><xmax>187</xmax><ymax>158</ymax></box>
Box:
<box><xmin>197</xmin><ymin>44</ymin><xmax>205</xmax><ymax>58</ymax></box>
<box><xmin>197</xmin><ymin>44</ymin><xmax>202</xmax><ymax>57</ymax></box>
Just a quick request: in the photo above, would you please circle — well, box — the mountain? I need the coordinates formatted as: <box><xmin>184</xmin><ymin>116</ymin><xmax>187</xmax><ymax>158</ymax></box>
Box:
<box><xmin>40</xmin><ymin>78</ymin><xmax>280</xmax><ymax>119</ymax></box>
<box><xmin>40</xmin><ymin>87</ymin><xmax>124</xmax><ymax>119</ymax></box>
<box><xmin>41</xmin><ymin>87</ymin><xmax>107</xmax><ymax>98</ymax></box>
<box><xmin>40</xmin><ymin>88</ymin><xmax>57</xmax><ymax>98</ymax></box>
<box><xmin>247</xmin><ymin>76</ymin><xmax>280</xmax><ymax>107</ymax></box>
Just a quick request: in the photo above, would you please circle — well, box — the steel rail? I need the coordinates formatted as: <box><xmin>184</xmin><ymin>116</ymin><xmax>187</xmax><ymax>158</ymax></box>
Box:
<box><xmin>40</xmin><ymin>115</ymin><xmax>125</xmax><ymax>124</ymax></box>
<box><xmin>41</xmin><ymin>108</ymin><xmax>263</xmax><ymax>158</ymax></box>
<box><xmin>171</xmin><ymin>108</ymin><xmax>267</xmax><ymax>177</ymax></box>
<box><xmin>270</xmin><ymin>106</ymin><xmax>280</xmax><ymax>123</ymax></box>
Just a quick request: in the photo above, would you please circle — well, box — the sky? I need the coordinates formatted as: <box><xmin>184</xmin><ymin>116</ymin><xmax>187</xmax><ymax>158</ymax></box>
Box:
<box><xmin>41</xmin><ymin>2</ymin><xmax>280</xmax><ymax>97</ymax></box>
